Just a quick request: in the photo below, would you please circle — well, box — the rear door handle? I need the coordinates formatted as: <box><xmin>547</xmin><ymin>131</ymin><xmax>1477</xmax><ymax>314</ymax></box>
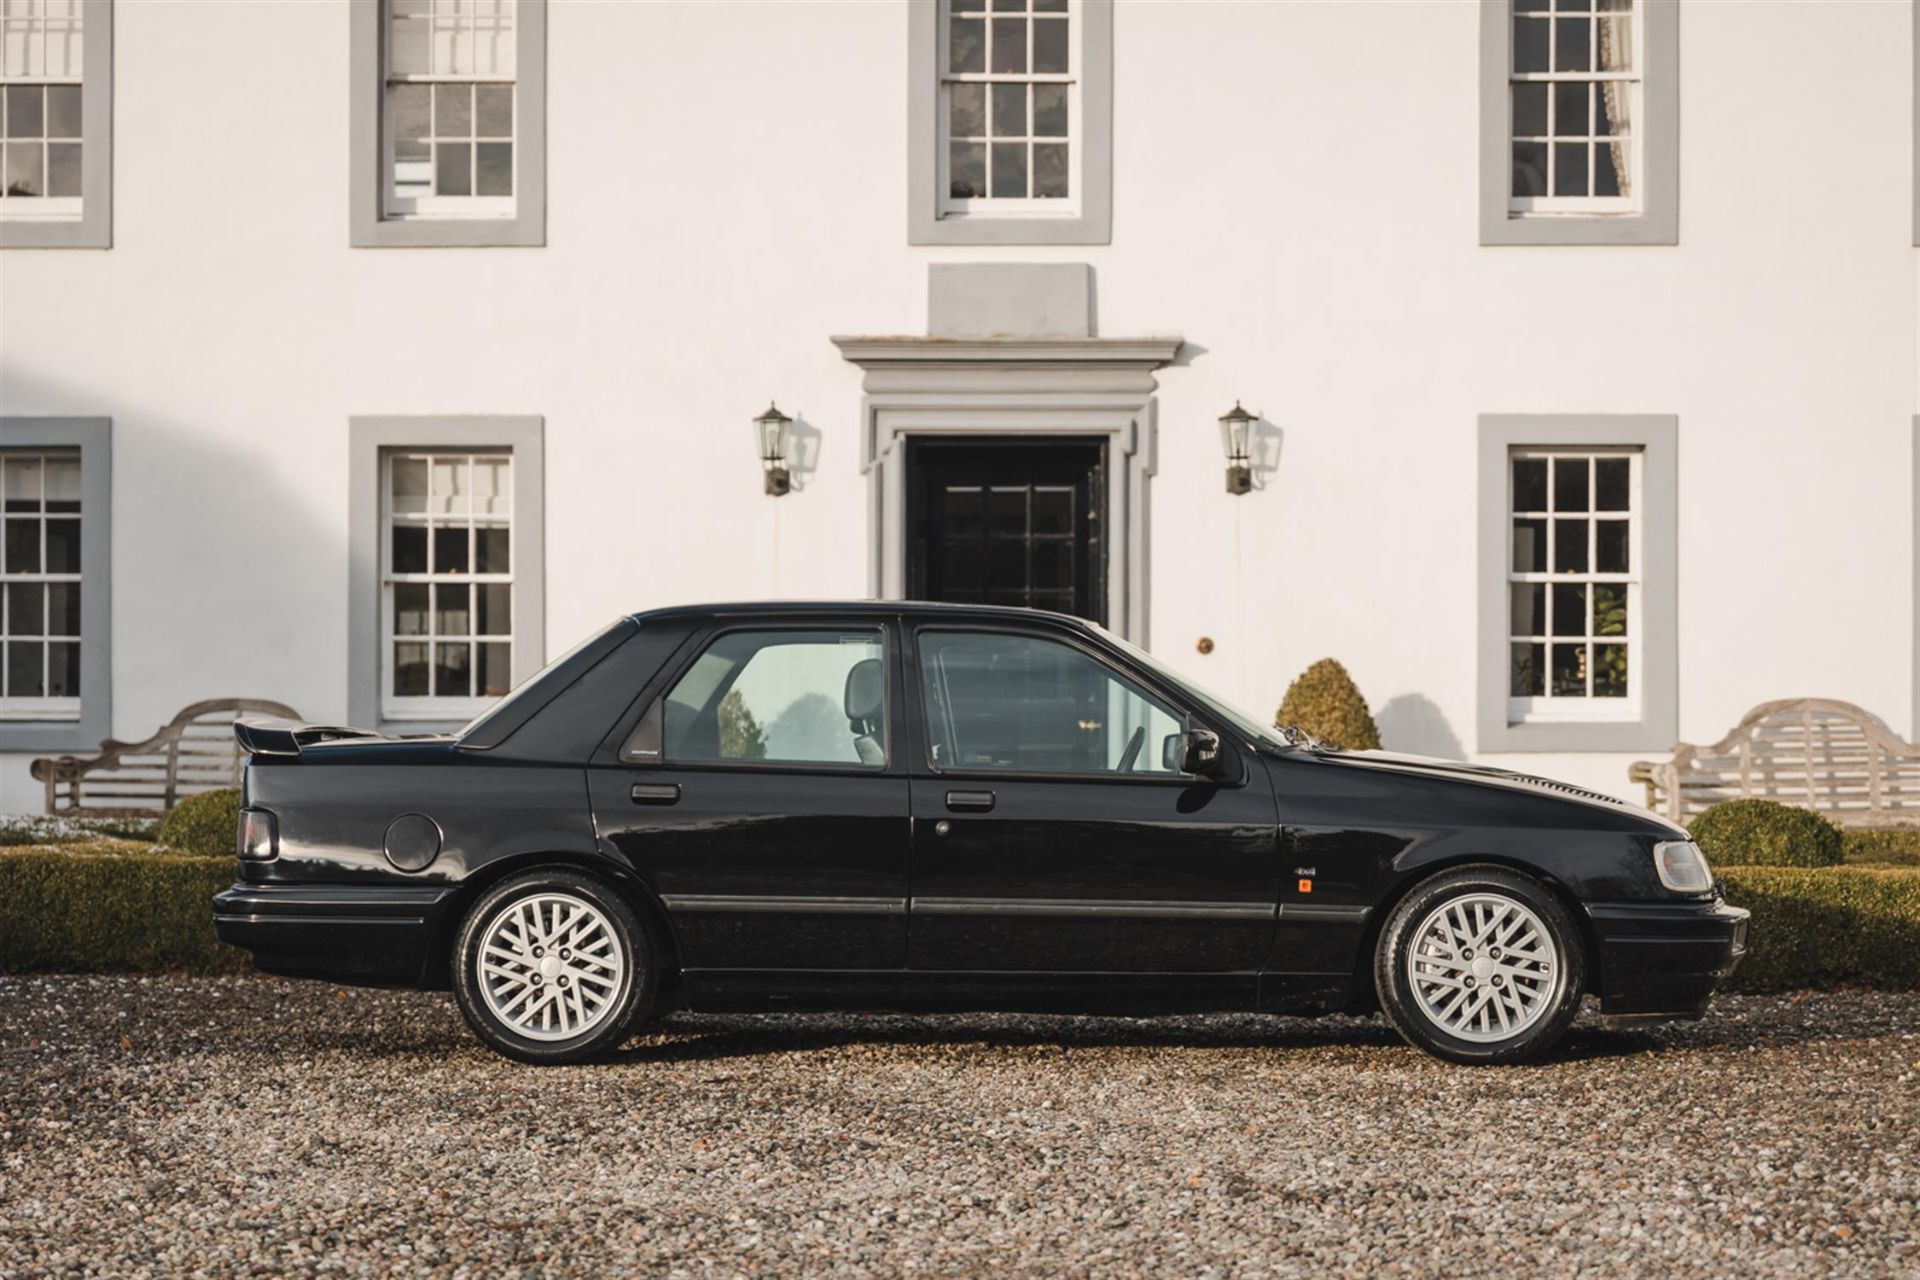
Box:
<box><xmin>946</xmin><ymin>790</ymin><xmax>995</xmax><ymax>813</ymax></box>
<box><xmin>630</xmin><ymin>784</ymin><xmax>681</xmax><ymax>805</ymax></box>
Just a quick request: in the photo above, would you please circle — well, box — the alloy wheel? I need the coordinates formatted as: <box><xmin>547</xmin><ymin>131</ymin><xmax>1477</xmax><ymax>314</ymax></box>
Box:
<box><xmin>1405</xmin><ymin>891</ymin><xmax>1558</xmax><ymax>1043</ymax></box>
<box><xmin>476</xmin><ymin>891</ymin><xmax>627</xmax><ymax>1042</ymax></box>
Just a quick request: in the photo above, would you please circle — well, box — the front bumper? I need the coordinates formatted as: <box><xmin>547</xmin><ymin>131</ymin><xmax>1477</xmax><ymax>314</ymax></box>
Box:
<box><xmin>1586</xmin><ymin>898</ymin><xmax>1750</xmax><ymax>1019</ymax></box>
<box><xmin>212</xmin><ymin>882</ymin><xmax>458</xmax><ymax>988</ymax></box>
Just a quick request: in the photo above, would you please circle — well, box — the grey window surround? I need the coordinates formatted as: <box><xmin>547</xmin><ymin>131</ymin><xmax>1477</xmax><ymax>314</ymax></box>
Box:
<box><xmin>831</xmin><ymin>333</ymin><xmax>1180</xmax><ymax>645</ymax></box>
<box><xmin>1477</xmin><ymin>414</ymin><xmax>1677</xmax><ymax>753</ymax></box>
<box><xmin>0</xmin><ymin>417</ymin><xmax>111</xmax><ymax>752</ymax></box>
<box><xmin>0</xmin><ymin>0</ymin><xmax>112</xmax><ymax>250</ymax></box>
<box><xmin>1478</xmin><ymin>0</ymin><xmax>1678</xmax><ymax>246</ymax></box>
<box><xmin>348</xmin><ymin>416</ymin><xmax>545</xmax><ymax>734</ymax></box>
<box><xmin>349</xmin><ymin>0</ymin><xmax>546</xmax><ymax>248</ymax></box>
<box><xmin>907</xmin><ymin>0</ymin><xmax>1113</xmax><ymax>246</ymax></box>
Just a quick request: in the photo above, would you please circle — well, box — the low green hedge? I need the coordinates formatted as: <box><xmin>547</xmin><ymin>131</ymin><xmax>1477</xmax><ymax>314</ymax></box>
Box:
<box><xmin>0</xmin><ymin>845</ymin><xmax>245</xmax><ymax>974</ymax></box>
<box><xmin>1690</xmin><ymin>799</ymin><xmax>1843</xmax><ymax>868</ymax></box>
<box><xmin>1843</xmin><ymin>828</ymin><xmax>1920</xmax><ymax>868</ymax></box>
<box><xmin>156</xmin><ymin>788</ymin><xmax>241</xmax><ymax>858</ymax></box>
<box><xmin>3</xmin><ymin>844</ymin><xmax>1917</xmax><ymax>996</ymax></box>
<box><xmin>1717</xmin><ymin>865</ymin><xmax>1920</xmax><ymax>992</ymax></box>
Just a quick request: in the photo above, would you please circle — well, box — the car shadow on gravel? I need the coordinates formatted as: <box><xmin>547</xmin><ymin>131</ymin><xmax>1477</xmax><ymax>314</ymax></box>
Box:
<box><xmin>613</xmin><ymin>1012</ymin><xmax>1407</xmax><ymax>1064</ymax></box>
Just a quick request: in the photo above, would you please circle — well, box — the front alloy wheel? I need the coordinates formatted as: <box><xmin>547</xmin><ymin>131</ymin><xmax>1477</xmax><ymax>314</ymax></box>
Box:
<box><xmin>1376</xmin><ymin>867</ymin><xmax>1586</xmax><ymax>1064</ymax></box>
<box><xmin>453</xmin><ymin>870</ymin><xmax>654</xmax><ymax>1064</ymax></box>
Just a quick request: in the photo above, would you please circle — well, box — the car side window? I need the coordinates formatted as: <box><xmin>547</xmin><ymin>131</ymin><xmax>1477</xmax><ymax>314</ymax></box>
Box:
<box><xmin>918</xmin><ymin>630</ymin><xmax>1187</xmax><ymax>776</ymax></box>
<box><xmin>662</xmin><ymin>629</ymin><xmax>888</xmax><ymax>768</ymax></box>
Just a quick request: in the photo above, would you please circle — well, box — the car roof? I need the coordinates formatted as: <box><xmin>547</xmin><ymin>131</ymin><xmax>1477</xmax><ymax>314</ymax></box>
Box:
<box><xmin>624</xmin><ymin>600</ymin><xmax>1100</xmax><ymax>630</ymax></box>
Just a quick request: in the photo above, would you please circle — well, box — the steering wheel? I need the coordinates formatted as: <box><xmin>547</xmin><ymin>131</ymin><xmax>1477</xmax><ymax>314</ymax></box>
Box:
<box><xmin>1116</xmin><ymin>725</ymin><xmax>1147</xmax><ymax>773</ymax></box>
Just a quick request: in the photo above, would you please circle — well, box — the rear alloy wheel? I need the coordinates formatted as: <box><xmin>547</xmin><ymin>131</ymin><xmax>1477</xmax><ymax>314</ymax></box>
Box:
<box><xmin>1375</xmin><ymin>867</ymin><xmax>1585</xmax><ymax>1064</ymax></box>
<box><xmin>453</xmin><ymin>869</ymin><xmax>655</xmax><ymax>1065</ymax></box>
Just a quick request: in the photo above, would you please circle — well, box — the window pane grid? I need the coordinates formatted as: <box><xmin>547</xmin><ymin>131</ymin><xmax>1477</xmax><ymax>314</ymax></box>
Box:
<box><xmin>0</xmin><ymin>450</ymin><xmax>81</xmax><ymax>712</ymax></box>
<box><xmin>383</xmin><ymin>450</ymin><xmax>512</xmax><ymax>711</ymax></box>
<box><xmin>1507</xmin><ymin>449</ymin><xmax>1637</xmax><ymax>711</ymax></box>
<box><xmin>1508</xmin><ymin>0</ymin><xmax>1636</xmax><ymax>209</ymax></box>
<box><xmin>941</xmin><ymin>0</ymin><xmax>1073</xmax><ymax>207</ymax></box>
<box><xmin>384</xmin><ymin>0</ymin><xmax>516</xmax><ymax>212</ymax></box>
<box><xmin>1</xmin><ymin>0</ymin><xmax>83</xmax><ymax>203</ymax></box>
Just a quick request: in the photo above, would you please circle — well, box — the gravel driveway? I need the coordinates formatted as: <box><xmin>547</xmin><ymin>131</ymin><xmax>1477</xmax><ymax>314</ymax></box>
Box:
<box><xmin>1</xmin><ymin>977</ymin><xmax>1915</xmax><ymax>1278</ymax></box>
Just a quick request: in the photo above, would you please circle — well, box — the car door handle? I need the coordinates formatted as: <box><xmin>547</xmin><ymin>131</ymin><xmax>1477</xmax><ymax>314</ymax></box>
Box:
<box><xmin>630</xmin><ymin>784</ymin><xmax>681</xmax><ymax>805</ymax></box>
<box><xmin>945</xmin><ymin>790</ymin><xmax>995</xmax><ymax>813</ymax></box>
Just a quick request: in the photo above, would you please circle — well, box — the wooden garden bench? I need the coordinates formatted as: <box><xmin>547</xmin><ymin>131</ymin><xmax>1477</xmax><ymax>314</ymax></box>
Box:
<box><xmin>28</xmin><ymin>697</ymin><xmax>301</xmax><ymax>816</ymax></box>
<box><xmin>1629</xmin><ymin>698</ymin><xmax>1920</xmax><ymax>830</ymax></box>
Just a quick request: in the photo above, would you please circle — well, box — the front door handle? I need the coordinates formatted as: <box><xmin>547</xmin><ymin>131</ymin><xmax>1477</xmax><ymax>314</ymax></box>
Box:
<box><xmin>630</xmin><ymin>783</ymin><xmax>681</xmax><ymax>805</ymax></box>
<box><xmin>946</xmin><ymin>790</ymin><xmax>995</xmax><ymax>813</ymax></box>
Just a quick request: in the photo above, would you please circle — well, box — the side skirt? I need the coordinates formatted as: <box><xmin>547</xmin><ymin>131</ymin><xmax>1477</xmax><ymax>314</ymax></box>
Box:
<box><xmin>683</xmin><ymin>970</ymin><xmax>1259</xmax><ymax>1015</ymax></box>
<box><xmin>678</xmin><ymin>970</ymin><xmax>1350</xmax><ymax>1017</ymax></box>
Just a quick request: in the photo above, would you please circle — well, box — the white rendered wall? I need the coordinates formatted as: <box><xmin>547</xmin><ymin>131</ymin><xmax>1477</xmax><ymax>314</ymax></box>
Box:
<box><xmin>0</xmin><ymin>0</ymin><xmax>1913</xmax><ymax>811</ymax></box>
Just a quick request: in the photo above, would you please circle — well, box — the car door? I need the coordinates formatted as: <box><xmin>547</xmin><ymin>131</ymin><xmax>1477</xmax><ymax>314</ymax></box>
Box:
<box><xmin>906</xmin><ymin>624</ymin><xmax>1279</xmax><ymax>978</ymax></box>
<box><xmin>587</xmin><ymin>617</ymin><xmax>910</xmax><ymax>973</ymax></box>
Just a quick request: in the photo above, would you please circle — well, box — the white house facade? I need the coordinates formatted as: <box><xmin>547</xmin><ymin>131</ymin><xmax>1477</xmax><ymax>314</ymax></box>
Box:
<box><xmin>0</xmin><ymin>0</ymin><xmax>1915</xmax><ymax>810</ymax></box>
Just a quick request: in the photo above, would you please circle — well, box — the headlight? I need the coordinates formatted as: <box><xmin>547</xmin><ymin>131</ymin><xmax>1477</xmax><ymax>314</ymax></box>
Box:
<box><xmin>238</xmin><ymin>807</ymin><xmax>278</xmax><ymax>861</ymax></box>
<box><xmin>1653</xmin><ymin>839</ymin><xmax>1712</xmax><ymax>894</ymax></box>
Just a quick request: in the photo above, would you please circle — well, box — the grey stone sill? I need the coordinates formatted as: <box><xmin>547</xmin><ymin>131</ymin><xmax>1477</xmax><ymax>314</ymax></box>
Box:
<box><xmin>1481</xmin><ymin>213</ymin><xmax>1679</xmax><ymax>247</ymax></box>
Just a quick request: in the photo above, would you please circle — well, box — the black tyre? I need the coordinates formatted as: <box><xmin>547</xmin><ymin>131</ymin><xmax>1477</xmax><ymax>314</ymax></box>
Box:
<box><xmin>451</xmin><ymin>868</ymin><xmax>656</xmax><ymax>1065</ymax></box>
<box><xmin>1374</xmin><ymin>865</ymin><xmax>1586</xmax><ymax>1065</ymax></box>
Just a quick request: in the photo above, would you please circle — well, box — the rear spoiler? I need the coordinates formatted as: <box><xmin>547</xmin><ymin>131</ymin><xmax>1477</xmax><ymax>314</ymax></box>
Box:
<box><xmin>233</xmin><ymin>717</ymin><xmax>380</xmax><ymax>757</ymax></box>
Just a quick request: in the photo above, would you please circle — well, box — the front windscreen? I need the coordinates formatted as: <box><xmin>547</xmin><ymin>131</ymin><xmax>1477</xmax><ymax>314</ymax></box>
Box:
<box><xmin>1093</xmin><ymin>625</ymin><xmax>1293</xmax><ymax>751</ymax></box>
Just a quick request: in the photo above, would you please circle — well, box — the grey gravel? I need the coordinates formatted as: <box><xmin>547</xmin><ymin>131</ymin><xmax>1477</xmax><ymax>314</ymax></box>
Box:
<box><xmin>1</xmin><ymin>977</ymin><xmax>1915</xmax><ymax>1278</ymax></box>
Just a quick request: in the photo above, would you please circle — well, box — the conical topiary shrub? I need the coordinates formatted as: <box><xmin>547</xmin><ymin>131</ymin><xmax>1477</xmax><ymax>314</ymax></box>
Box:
<box><xmin>1275</xmin><ymin>659</ymin><xmax>1381</xmax><ymax>751</ymax></box>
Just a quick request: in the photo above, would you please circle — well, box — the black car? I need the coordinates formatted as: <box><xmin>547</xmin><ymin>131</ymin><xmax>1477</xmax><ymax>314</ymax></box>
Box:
<box><xmin>215</xmin><ymin>601</ymin><xmax>1746</xmax><ymax>1065</ymax></box>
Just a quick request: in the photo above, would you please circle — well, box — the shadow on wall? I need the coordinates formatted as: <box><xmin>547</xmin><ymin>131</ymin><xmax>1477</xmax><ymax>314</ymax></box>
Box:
<box><xmin>1375</xmin><ymin>693</ymin><xmax>1465</xmax><ymax>761</ymax></box>
<box><xmin>783</xmin><ymin>415</ymin><xmax>824</xmax><ymax>493</ymax></box>
<box><xmin>2</xmin><ymin>370</ymin><xmax>344</xmax><ymax>746</ymax></box>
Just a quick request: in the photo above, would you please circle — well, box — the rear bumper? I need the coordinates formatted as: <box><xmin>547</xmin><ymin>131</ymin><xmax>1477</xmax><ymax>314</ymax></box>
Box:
<box><xmin>1587</xmin><ymin>899</ymin><xmax>1750</xmax><ymax>1019</ymax></box>
<box><xmin>212</xmin><ymin>882</ymin><xmax>457</xmax><ymax>988</ymax></box>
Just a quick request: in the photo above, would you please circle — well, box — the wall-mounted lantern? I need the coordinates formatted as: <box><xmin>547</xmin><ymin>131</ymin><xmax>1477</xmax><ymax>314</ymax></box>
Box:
<box><xmin>755</xmin><ymin>402</ymin><xmax>793</xmax><ymax>495</ymax></box>
<box><xmin>1219</xmin><ymin>402</ymin><xmax>1256</xmax><ymax>495</ymax></box>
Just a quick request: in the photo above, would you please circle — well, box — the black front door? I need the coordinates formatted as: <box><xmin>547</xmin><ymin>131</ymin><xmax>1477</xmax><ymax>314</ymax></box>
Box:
<box><xmin>906</xmin><ymin>439</ymin><xmax>1105</xmax><ymax>624</ymax></box>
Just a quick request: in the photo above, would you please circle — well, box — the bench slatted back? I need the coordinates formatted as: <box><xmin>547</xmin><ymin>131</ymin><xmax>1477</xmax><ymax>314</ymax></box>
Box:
<box><xmin>32</xmin><ymin>698</ymin><xmax>303</xmax><ymax>815</ymax></box>
<box><xmin>1631</xmin><ymin>698</ymin><xmax>1920</xmax><ymax>830</ymax></box>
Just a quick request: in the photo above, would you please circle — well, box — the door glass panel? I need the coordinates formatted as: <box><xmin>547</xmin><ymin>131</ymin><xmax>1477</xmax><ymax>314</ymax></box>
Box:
<box><xmin>918</xmin><ymin>630</ymin><xmax>1185</xmax><ymax>776</ymax></box>
<box><xmin>663</xmin><ymin>629</ymin><xmax>886</xmax><ymax>767</ymax></box>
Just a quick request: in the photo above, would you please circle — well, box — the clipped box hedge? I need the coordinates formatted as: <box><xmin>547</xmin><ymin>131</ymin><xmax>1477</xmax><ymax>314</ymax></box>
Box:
<box><xmin>1843</xmin><ymin>828</ymin><xmax>1920</xmax><ymax>868</ymax></box>
<box><xmin>1717</xmin><ymin>865</ymin><xmax>1920</xmax><ymax>992</ymax></box>
<box><xmin>2</xmin><ymin>840</ymin><xmax>1919</xmax><ymax>997</ymax></box>
<box><xmin>0</xmin><ymin>845</ymin><xmax>246</xmax><ymax>975</ymax></box>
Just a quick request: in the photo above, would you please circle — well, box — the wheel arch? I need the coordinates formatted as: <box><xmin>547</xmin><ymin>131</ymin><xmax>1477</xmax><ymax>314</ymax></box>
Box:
<box><xmin>426</xmin><ymin>850</ymin><xmax>685</xmax><ymax>999</ymax></box>
<box><xmin>1345</xmin><ymin>855</ymin><xmax>1600</xmax><ymax>1014</ymax></box>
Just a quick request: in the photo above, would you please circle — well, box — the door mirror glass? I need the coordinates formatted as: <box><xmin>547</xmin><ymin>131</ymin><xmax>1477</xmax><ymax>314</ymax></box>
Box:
<box><xmin>1178</xmin><ymin>728</ymin><xmax>1225</xmax><ymax>776</ymax></box>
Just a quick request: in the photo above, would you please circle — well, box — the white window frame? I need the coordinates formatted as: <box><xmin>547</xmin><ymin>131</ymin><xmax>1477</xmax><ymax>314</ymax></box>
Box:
<box><xmin>0</xmin><ymin>449</ymin><xmax>82</xmax><ymax>720</ymax></box>
<box><xmin>1506</xmin><ymin>0</ymin><xmax>1642</xmax><ymax>218</ymax></box>
<box><xmin>1477</xmin><ymin>415</ymin><xmax>1675</xmax><ymax>753</ymax></box>
<box><xmin>378</xmin><ymin>449</ymin><xmax>514</xmax><ymax>724</ymax></box>
<box><xmin>908</xmin><ymin>0</ymin><xmax>1111</xmax><ymax>246</ymax></box>
<box><xmin>1478</xmin><ymin>0</ymin><xmax>1677</xmax><ymax>247</ymax></box>
<box><xmin>380</xmin><ymin>0</ymin><xmax>517</xmax><ymax>221</ymax></box>
<box><xmin>0</xmin><ymin>0</ymin><xmax>109</xmax><ymax>249</ymax></box>
<box><xmin>936</xmin><ymin>0</ymin><xmax>1082</xmax><ymax>220</ymax></box>
<box><xmin>348</xmin><ymin>416</ymin><xmax>544</xmax><ymax>734</ymax></box>
<box><xmin>1505</xmin><ymin>447</ymin><xmax>1642</xmax><ymax>726</ymax></box>
<box><xmin>0</xmin><ymin>418</ymin><xmax>110</xmax><ymax>753</ymax></box>
<box><xmin>349</xmin><ymin>0</ymin><xmax>544</xmax><ymax>248</ymax></box>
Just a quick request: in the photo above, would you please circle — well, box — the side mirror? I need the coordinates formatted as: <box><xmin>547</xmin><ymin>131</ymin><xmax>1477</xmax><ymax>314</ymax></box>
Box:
<box><xmin>1163</xmin><ymin>728</ymin><xmax>1225</xmax><ymax>777</ymax></box>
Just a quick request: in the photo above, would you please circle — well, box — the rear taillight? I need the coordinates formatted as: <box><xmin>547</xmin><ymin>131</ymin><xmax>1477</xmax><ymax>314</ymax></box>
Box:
<box><xmin>238</xmin><ymin>807</ymin><xmax>278</xmax><ymax>861</ymax></box>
